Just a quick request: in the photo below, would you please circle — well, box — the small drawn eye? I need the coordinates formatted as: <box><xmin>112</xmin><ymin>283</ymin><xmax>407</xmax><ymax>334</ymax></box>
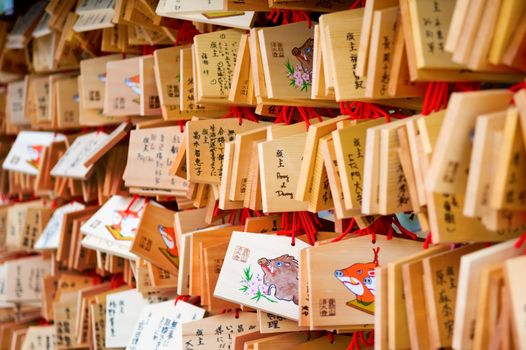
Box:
<box><xmin>276</xmin><ymin>261</ymin><xmax>282</xmax><ymax>267</ymax></box>
<box><xmin>306</xmin><ymin>47</ymin><xmax>311</xmax><ymax>53</ymax></box>
<box><xmin>357</xmin><ymin>269</ymin><xmax>363</xmax><ymax>275</ymax></box>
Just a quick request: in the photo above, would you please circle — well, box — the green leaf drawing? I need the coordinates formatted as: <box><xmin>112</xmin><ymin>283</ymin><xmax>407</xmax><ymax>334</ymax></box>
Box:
<box><xmin>285</xmin><ymin>60</ymin><xmax>294</xmax><ymax>75</ymax></box>
<box><xmin>243</xmin><ymin>266</ymin><xmax>253</xmax><ymax>282</ymax></box>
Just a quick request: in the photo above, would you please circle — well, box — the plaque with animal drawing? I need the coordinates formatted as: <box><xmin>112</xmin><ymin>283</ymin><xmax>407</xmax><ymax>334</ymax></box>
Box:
<box><xmin>80</xmin><ymin>195</ymin><xmax>150</xmax><ymax>243</ymax></box>
<box><xmin>334</xmin><ymin>247</ymin><xmax>379</xmax><ymax>315</ymax></box>
<box><xmin>308</xmin><ymin>235</ymin><xmax>422</xmax><ymax>326</ymax></box>
<box><xmin>286</xmin><ymin>38</ymin><xmax>314</xmax><ymax>92</ymax></box>
<box><xmin>214</xmin><ymin>232</ymin><xmax>309</xmax><ymax>320</ymax></box>
<box><xmin>258</xmin><ymin>21</ymin><xmax>315</xmax><ymax>100</ymax></box>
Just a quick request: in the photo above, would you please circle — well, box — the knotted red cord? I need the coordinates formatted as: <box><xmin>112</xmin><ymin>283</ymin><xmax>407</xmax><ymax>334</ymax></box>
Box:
<box><xmin>174</xmin><ymin>295</ymin><xmax>190</xmax><ymax>305</ymax></box>
<box><xmin>178</xmin><ymin>120</ymin><xmax>185</xmax><ymax>132</ymax></box>
<box><xmin>326</xmin><ymin>331</ymin><xmax>335</xmax><ymax>344</ymax></box>
<box><xmin>223</xmin><ymin>106</ymin><xmax>259</xmax><ymax>125</ymax></box>
<box><xmin>509</xmin><ymin>81</ymin><xmax>526</xmax><ymax>92</ymax></box>
<box><xmin>349</xmin><ymin>0</ymin><xmax>366</xmax><ymax>9</ymax></box>
<box><xmin>175</xmin><ymin>21</ymin><xmax>201</xmax><ymax>46</ymax></box>
<box><xmin>422</xmin><ymin>82</ymin><xmax>448</xmax><ymax>115</ymax></box>
<box><xmin>274</xmin><ymin>106</ymin><xmax>325</xmax><ymax>129</ymax></box>
<box><xmin>142</xmin><ymin>45</ymin><xmax>156</xmax><ymax>56</ymax></box>
<box><xmin>373</xmin><ymin>247</ymin><xmax>380</xmax><ymax>266</ymax></box>
<box><xmin>422</xmin><ymin>81</ymin><xmax>481</xmax><ymax>116</ymax></box>
<box><xmin>124</xmin><ymin>195</ymin><xmax>140</xmax><ymax>214</ymax></box>
<box><xmin>423</xmin><ymin>231</ymin><xmax>433</xmax><ymax>249</ymax></box>
<box><xmin>277</xmin><ymin>212</ymin><xmax>319</xmax><ymax>246</ymax></box>
<box><xmin>109</xmin><ymin>273</ymin><xmax>125</xmax><ymax>289</ymax></box>
<box><xmin>514</xmin><ymin>231</ymin><xmax>526</xmax><ymax>255</ymax></box>
<box><xmin>340</xmin><ymin>101</ymin><xmax>391</xmax><ymax>122</ymax></box>
<box><xmin>331</xmin><ymin>218</ymin><xmax>357</xmax><ymax>242</ymax></box>
<box><xmin>267</xmin><ymin>9</ymin><xmax>312</xmax><ymax>28</ymax></box>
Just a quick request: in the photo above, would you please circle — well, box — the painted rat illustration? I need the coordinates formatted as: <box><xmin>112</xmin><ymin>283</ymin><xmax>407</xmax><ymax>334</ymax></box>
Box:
<box><xmin>258</xmin><ymin>254</ymin><xmax>299</xmax><ymax>305</ymax></box>
<box><xmin>291</xmin><ymin>38</ymin><xmax>314</xmax><ymax>74</ymax></box>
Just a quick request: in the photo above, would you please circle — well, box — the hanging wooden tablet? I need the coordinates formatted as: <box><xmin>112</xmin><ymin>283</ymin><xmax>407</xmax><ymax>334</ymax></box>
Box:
<box><xmin>356</xmin><ymin>0</ymin><xmax>398</xmax><ymax>77</ymax></box>
<box><xmin>386</xmin><ymin>244</ymin><xmax>451</xmax><ymax>350</ymax></box>
<box><xmin>139</xmin><ymin>55</ymin><xmax>161</xmax><ymax>116</ymax></box>
<box><xmin>398</xmin><ymin>0</ymin><xmax>523</xmax><ymax>82</ymax></box>
<box><xmin>3</xmin><ymin>255</ymin><xmax>51</xmax><ymax>302</ymax></box>
<box><xmin>426</xmin><ymin>90</ymin><xmax>512</xmax><ymax>194</ymax></box>
<box><xmin>378</xmin><ymin>118</ymin><xmax>413</xmax><ymax>214</ymax></box>
<box><xmin>190</xmin><ymin>225</ymin><xmax>242</xmax><ymax>297</ymax></box>
<box><xmin>83</xmin><ymin>121</ymin><xmax>131</xmax><ymax>167</ymax></box>
<box><xmin>6</xmin><ymin>80</ymin><xmax>29</xmax><ymax>126</ymax></box>
<box><xmin>422</xmin><ymin>244</ymin><xmax>484</xmax><ymax>349</ymax></box>
<box><xmin>229</xmin><ymin>33</ymin><xmax>256</xmax><ymax>106</ymax></box>
<box><xmin>258</xmin><ymin>311</ymin><xmax>308</xmax><ymax>333</ymax></box>
<box><xmin>219</xmin><ymin>141</ymin><xmax>243</xmax><ymax>210</ymax></box>
<box><xmin>245</xmin><ymin>140</ymin><xmax>264</xmax><ymax>211</ymax></box>
<box><xmin>258</xmin><ymin>132</ymin><xmax>308</xmax><ymax>213</ymax></box>
<box><xmin>185</xmin><ymin>118</ymin><xmax>260</xmax><ymax>184</ymax></box>
<box><xmin>396</xmin><ymin>126</ymin><xmax>421</xmax><ymax>211</ymax></box>
<box><xmin>80</xmin><ymin>195</ymin><xmax>150</xmax><ymax>259</ymax></box>
<box><xmin>153</xmin><ymin>46</ymin><xmax>186</xmax><ymax>111</ymax></box>
<box><xmin>320</xmin><ymin>9</ymin><xmax>366</xmax><ymax>101</ymax></box>
<box><xmin>182</xmin><ymin>311</ymin><xmax>259</xmax><ymax>349</ymax></box>
<box><xmin>194</xmin><ymin>29</ymin><xmax>244</xmax><ymax>102</ymax></box>
<box><xmin>306</xmin><ymin>135</ymin><xmax>334</xmax><ymax>213</ymax></box>
<box><xmin>307</xmin><ymin>235</ymin><xmax>421</xmax><ymax>328</ymax></box>
<box><xmin>129</xmin><ymin>204</ymin><xmax>178</xmax><ymax>275</ymax></box>
<box><xmin>488</xmin><ymin>0</ymin><xmax>526</xmax><ymax>65</ymax></box>
<box><xmin>452</xmin><ymin>240</ymin><xmax>522</xmax><ymax>350</ymax></box>
<box><xmin>503</xmin><ymin>255</ymin><xmax>526</xmax><ymax>348</ymax></box>
<box><xmin>407</xmin><ymin>0</ymin><xmax>462</xmax><ymax>70</ymax></box>
<box><xmin>56</xmin><ymin>207</ymin><xmax>98</xmax><ymax>266</ymax></box>
<box><xmin>296</xmin><ymin>115</ymin><xmax>347</xmax><ymax>203</ymax></box>
<box><xmin>80</xmin><ymin>54</ymin><xmax>122</xmax><ymax>110</ymax></box>
<box><xmin>5</xmin><ymin>201</ymin><xmax>46</xmax><ymax>249</ymax></box>
<box><xmin>388</xmin><ymin>17</ymin><xmax>424</xmax><ymax>98</ymax></box>
<box><xmin>104</xmin><ymin>288</ymin><xmax>164</xmax><ymax>348</ymax></box>
<box><xmin>103</xmin><ymin>56</ymin><xmax>143</xmax><ymax>116</ymax></box>
<box><xmin>229</xmin><ymin>126</ymin><xmax>268</xmax><ymax>201</ymax></box>
<box><xmin>21</xmin><ymin>326</ymin><xmax>56</xmax><ymax>350</ymax></box>
<box><xmin>51</xmin><ymin>131</ymin><xmax>109</xmax><ymax>180</ymax></box>
<box><xmin>361</xmin><ymin>123</ymin><xmax>383</xmax><ymax>215</ymax></box>
<box><xmin>491</xmin><ymin>107</ymin><xmax>526</xmax><ymax>210</ymax></box>
<box><xmin>502</xmin><ymin>18</ymin><xmax>526</xmax><ymax>72</ymax></box>
<box><xmin>332</xmin><ymin>119</ymin><xmax>384</xmax><ymax>211</ymax></box>
<box><xmin>248</xmin><ymin>28</ymin><xmax>270</xmax><ymax>102</ymax></box>
<box><xmin>311</xmin><ymin>24</ymin><xmax>334</xmax><ymax>101</ymax></box>
<box><xmin>258</xmin><ymin>21</ymin><xmax>315</xmax><ymax>100</ymax></box>
<box><xmin>123</xmin><ymin>126</ymin><xmax>187</xmax><ymax>193</ymax></box>
<box><xmin>402</xmin><ymin>254</ymin><xmax>441</xmax><ymax>350</ymax></box>
<box><xmin>126</xmin><ymin>300</ymin><xmax>205</xmax><ymax>350</ymax></box>
<box><xmin>34</xmin><ymin>201</ymin><xmax>86</xmax><ymax>251</ymax></box>
<box><xmin>465</xmin><ymin>0</ymin><xmax>505</xmax><ymax>71</ymax></box>
<box><xmin>412</xmin><ymin>111</ymin><xmax>444</xmax><ymax>203</ymax></box>
<box><xmin>202</xmin><ymin>240</ymin><xmax>238</xmax><ymax>311</ymax></box>
<box><xmin>320</xmin><ymin>136</ymin><xmax>360</xmax><ymax>219</ymax></box>
<box><xmin>214</xmin><ymin>232</ymin><xmax>309</xmax><ymax>320</ymax></box>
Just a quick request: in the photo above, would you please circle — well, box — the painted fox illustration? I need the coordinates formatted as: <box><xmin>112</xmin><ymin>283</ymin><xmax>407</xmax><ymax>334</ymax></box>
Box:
<box><xmin>27</xmin><ymin>145</ymin><xmax>44</xmax><ymax>169</ymax></box>
<box><xmin>158</xmin><ymin>225</ymin><xmax>178</xmax><ymax>257</ymax></box>
<box><xmin>334</xmin><ymin>262</ymin><xmax>376</xmax><ymax>306</ymax></box>
<box><xmin>124</xmin><ymin>74</ymin><xmax>141</xmax><ymax>103</ymax></box>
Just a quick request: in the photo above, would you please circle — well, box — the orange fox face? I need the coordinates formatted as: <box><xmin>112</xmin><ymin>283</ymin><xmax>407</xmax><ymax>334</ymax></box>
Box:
<box><xmin>335</xmin><ymin>262</ymin><xmax>376</xmax><ymax>305</ymax></box>
<box><xmin>158</xmin><ymin>225</ymin><xmax>178</xmax><ymax>257</ymax></box>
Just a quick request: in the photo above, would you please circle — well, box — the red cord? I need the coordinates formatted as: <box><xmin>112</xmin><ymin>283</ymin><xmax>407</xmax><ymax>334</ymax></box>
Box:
<box><xmin>423</xmin><ymin>231</ymin><xmax>433</xmax><ymax>249</ymax></box>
